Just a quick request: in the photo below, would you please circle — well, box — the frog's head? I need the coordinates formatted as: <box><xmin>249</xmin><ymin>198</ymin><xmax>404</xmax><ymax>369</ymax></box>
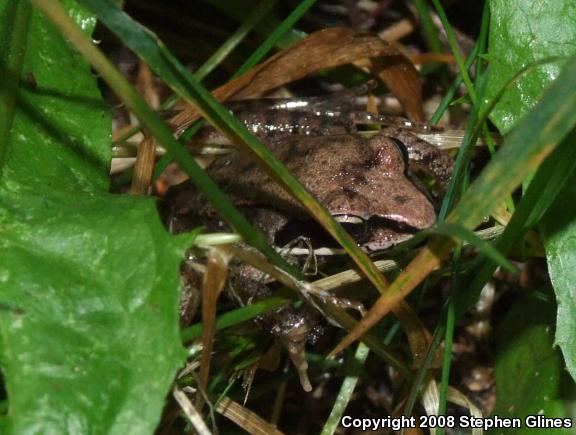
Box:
<box><xmin>317</xmin><ymin>134</ymin><xmax>437</xmax><ymax>251</ymax></box>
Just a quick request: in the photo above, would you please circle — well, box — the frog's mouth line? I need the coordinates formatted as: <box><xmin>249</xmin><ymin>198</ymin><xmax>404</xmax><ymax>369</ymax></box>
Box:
<box><xmin>274</xmin><ymin>216</ymin><xmax>421</xmax><ymax>252</ymax></box>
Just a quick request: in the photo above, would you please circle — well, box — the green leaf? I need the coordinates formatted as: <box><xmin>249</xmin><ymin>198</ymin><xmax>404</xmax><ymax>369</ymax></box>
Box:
<box><xmin>1</xmin><ymin>0</ymin><xmax>109</xmax><ymax>189</ymax></box>
<box><xmin>0</xmin><ymin>1</ymin><xmax>187</xmax><ymax>433</ymax></box>
<box><xmin>485</xmin><ymin>0</ymin><xmax>576</xmax><ymax>132</ymax></box>
<box><xmin>0</xmin><ymin>193</ymin><xmax>187</xmax><ymax>434</ymax></box>
<box><xmin>481</xmin><ymin>0</ymin><xmax>576</xmax><ymax>389</ymax></box>
<box><xmin>541</xmin><ymin>168</ymin><xmax>576</xmax><ymax>385</ymax></box>
<box><xmin>488</xmin><ymin>290</ymin><xmax>571</xmax><ymax>434</ymax></box>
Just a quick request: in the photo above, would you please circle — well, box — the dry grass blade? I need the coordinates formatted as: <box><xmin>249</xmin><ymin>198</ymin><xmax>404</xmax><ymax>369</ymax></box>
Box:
<box><xmin>129</xmin><ymin>136</ymin><xmax>156</xmax><ymax>194</ymax></box>
<box><xmin>393</xmin><ymin>301</ymin><xmax>434</xmax><ymax>368</ymax></box>
<box><xmin>130</xmin><ymin>63</ymin><xmax>160</xmax><ymax>194</ymax></box>
<box><xmin>217</xmin><ymin>396</ymin><xmax>284</xmax><ymax>435</ymax></box>
<box><xmin>173</xmin><ymin>387</ymin><xmax>212</xmax><ymax>435</ymax></box>
<box><xmin>419</xmin><ymin>376</ymin><xmax>440</xmax><ymax>425</ymax></box>
<box><xmin>447</xmin><ymin>387</ymin><xmax>483</xmax><ymax>435</ymax></box>
<box><xmin>169</xmin><ymin>27</ymin><xmax>423</xmax><ymax>132</ymax></box>
<box><xmin>196</xmin><ymin>247</ymin><xmax>231</xmax><ymax>409</ymax></box>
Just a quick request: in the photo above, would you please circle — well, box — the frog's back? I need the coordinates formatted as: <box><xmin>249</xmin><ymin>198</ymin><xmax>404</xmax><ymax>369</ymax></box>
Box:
<box><xmin>208</xmin><ymin>133</ymin><xmax>437</xmax><ymax>231</ymax></box>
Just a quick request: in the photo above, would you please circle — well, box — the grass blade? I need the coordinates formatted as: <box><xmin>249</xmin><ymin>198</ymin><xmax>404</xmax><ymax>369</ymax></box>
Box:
<box><xmin>195</xmin><ymin>0</ymin><xmax>277</xmax><ymax>82</ymax></box>
<box><xmin>320</xmin><ymin>343</ymin><xmax>370</xmax><ymax>435</ymax></box>
<box><xmin>77</xmin><ymin>0</ymin><xmax>391</xmax><ymax>299</ymax></box>
<box><xmin>233</xmin><ymin>0</ymin><xmax>316</xmax><ymax>78</ymax></box>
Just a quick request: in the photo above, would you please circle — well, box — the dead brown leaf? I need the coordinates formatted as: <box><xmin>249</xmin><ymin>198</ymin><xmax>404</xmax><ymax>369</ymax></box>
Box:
<box><xmin>169</xmin><ymin>27</ymin><xmax>424</xmax><ymax>133</ymax></box>
<box><xmin>196</xmin><ymin>248</ymin><xmax>230</xmax><ymax>410</ymax></box>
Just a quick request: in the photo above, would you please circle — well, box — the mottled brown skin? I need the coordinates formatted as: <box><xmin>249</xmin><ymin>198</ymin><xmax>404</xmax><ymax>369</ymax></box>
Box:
<box><xmin>172</xmin><ymin>133</ymin><xmax>445</xmax><ymax>252</ymax></box>
<box><xmin>163</xmin><ymin>121</ymin><xmax>453</xmax><ymax>391</ymax></box>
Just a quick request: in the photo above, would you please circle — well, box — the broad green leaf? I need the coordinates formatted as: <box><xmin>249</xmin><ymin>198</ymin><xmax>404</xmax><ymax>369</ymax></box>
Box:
<box><xmin>1</xmin><ymin>0</ymin><xmax>109</xmax><ymax>189</ymax></box>
<box><xmin>488</xmin><ymin>290</ymin><xmax>571</xmax><ymax>434</ymax></box>
<box><xmin>0</xmin><ymin>1</ymin><xmax>187</xmax><ymax>433</ymax></box>
<box><xmin>485</xmin><ymin>0</ymin><xmax>576</xmax><ymax>132</ymax></box>
<box><xmin>488</xmin><ymin>0</ymin><xmax>576</xmax><ymax>386</ymax></box>
<box><xmin>0</xmin><ymin>192</ymin><xmax>188</xmax><ymax>434</ymax></box>
<box><xmin>483</xmin><ymin>0</ymin><xmax>576</xmax><ymax>388</ymax></box>
<box><xmin>541</xmin><ymin>168</ymin><xmax>576</xmax><ymax>384</ymax></box>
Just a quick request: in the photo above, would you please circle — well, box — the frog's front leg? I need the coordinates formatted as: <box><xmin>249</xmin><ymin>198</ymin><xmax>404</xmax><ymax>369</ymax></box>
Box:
<box><xmin>267</xmin><ymin>307</ymin><xmax>318</xmax><ymax>392</ymax></box>
<box><xmin>228</xmin><ymin>262</ymin><xmax>322</xmax><ymax>392</ymax></box>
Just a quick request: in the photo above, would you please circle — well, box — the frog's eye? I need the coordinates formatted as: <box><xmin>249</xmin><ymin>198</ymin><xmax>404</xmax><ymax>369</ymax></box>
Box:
<box><xmin>387</xmin><ymin>137</ymin><xmax>410</xmax><ymax>164</ymax></box>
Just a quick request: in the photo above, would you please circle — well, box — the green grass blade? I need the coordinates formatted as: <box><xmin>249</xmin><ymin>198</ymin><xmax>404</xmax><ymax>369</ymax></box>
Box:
<box><xmin>429</xmin><ymin>40</ymin><xmax>479</xmax><ymax>125</ymax></box>
<box><xmin>411</xmin><ymin>0</ymin><xmax>442</xmax><ymax>54</ymax></box>
<box><xmin>431</xmin><ymin>0</ymin><xmax>477</xmax><ymax>104</ymax></box>
<box><xmin>195</xmin><ymin>0</ymin><xmax>276</xmax><ymax>82</ymax></box>
<box><xmin>204</xmin><ymin>0</ymin><xmax>306</xmax><ymax>50</ymax></box>
<box><xmin>429</xmin><ymin>0</ymin><xmax>489</xmax><ymax>125</ymax></box>
<box><xmin>436</xmin><ymin>299</ymin><xmax>455</xmax><ymax>435</ymax></box>
<box><xmin>438</xmin><ymin>96</ymin><xmax>480</xmax><ymax>220</ymax></box>
<box><xmin>180</xmin><ymin>296</ymin><xmax>289</xmax><ymax>342</ymax></box>
<box><xmin>77</xmin><ymin>0</ymin><xmax>390</xmax><ymax>295</ymax></box>
<box><xmin>320</xmin><ymin>343</ymin><xmax>370</xmax><ymax>435</ymax></box>
<box><xmin>233</xmin><ymin>0</ymin><xmax>316</xmax><ymax>78</ymax></box>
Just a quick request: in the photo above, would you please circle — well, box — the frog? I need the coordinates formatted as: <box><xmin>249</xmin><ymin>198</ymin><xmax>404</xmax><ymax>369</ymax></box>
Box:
<box><xmin>160</xmin><ymin>100</ymin><xmax>453</xmax><ymax>391</ymax></box>
<box><xmin>168</xmin><ymin>132</ymin><xmax>447</xmax><ymax>251</ymax></box>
